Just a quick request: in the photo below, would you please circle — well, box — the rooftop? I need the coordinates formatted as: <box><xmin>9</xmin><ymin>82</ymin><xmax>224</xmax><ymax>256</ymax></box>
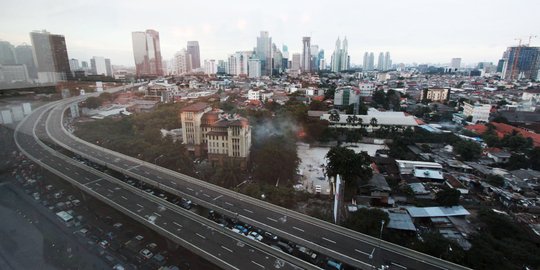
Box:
<box><xmin>406</xmin><ymin>206</ymin><xmax>470</xmax><ymax>218</ymax></box>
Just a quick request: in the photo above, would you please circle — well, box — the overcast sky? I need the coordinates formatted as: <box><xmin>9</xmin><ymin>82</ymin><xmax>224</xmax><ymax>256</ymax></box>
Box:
<box><xmin>1</xmin><ymin>0</ymin><xmax>539</xmax><ymax>67</ymax></box>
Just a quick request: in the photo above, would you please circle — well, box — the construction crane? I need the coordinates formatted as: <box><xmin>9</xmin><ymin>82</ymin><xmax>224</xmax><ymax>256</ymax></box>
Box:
<box><xmin>527</xmin><ymin>35</ymin><xmax>537</xmax><ymax>46</ymax></box>
<box><xmin>515</xmin><ymin>37</ymin><xmax>523</xmax><ymax>46</ymax></box>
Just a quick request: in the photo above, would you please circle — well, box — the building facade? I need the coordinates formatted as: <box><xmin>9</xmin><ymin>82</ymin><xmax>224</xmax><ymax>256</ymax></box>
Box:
<box><xmin>301</xmin><ymin>37</ymin><xmax>311</xmax><ymax>73</ymax></box>
<box><xmin>248</xmin><ymin>58</ymin><xmax>261</xmax><ymax>78</ymax></box>
<box><xmin>187</xmin><ymin>41</ymin><xmax>201</xmax><ymax>70</ymax></box>
<box><xmin>30</xmin><ymin>30</ymin><xmax>71</xmax><ymax>83</ymax></box>
<box><xmin>421</xmin><ymin>88</ymin><xmax>450</xmax><ymax>102</ymax></box>
<box><xmin>331</xmin><ymin>37</ymin><xmax>349</xmax><ymax>72</ymax></box>
<box><xmin>463</xmin><ymin>102</ymin><xmax>492</xmax><ymax>123</ymax></box>
<box><xmin>334</xmin><ymin>86</ymin><xmax>361</xmax><ymax>107</ymax></box>
<box><xmin>204</xmin><ymin>59</ymin><xmax>217</xmax><ymax>75</ymax></box>
<box><xmin>180</xmin><ymin>103</ymin><xmax>251</xmax><ymax>169</ymax></box>
<box><xmin>90</xmin><ymin>56</ymin><xmax>112</xmax><ymax>76</ymax></box>
<box><xmin>359</xmin><ymin>82</ymin><xmax>376</xmax><ymax>97</ymax></box>
<box><xmin>132</xmin><ymin>29</ymin><xmax>163</xmax><ymax>77</ymax></box>
<box><xmin>501</xmin><ymin>46</ymin><xmax>540</xmax><ymax>81</ymax></box>
<box><xmin>256</xmin><ymin>31</ymin><xmax>272</xmax><ymax>76</ymax></box>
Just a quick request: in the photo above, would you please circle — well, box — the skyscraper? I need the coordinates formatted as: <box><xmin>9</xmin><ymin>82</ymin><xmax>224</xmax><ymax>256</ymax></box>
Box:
<box><xmin>331</xmin><ymin>37</ymin><xmax>349</xmax><ymax>72</ymax></box>
<box><xmin>15</xmin><ymin>44</ymin><xmax>37</xmax><ymax>79</ymax></box>
<box><xmin>318</xmin><ymin>49</ymin><xmax>325</xmax><ymax>70</ymax></box>
<box><xmin>450</xmin><ymin>58</ymin><xmax>461</xmax><ymax>70</ymax></box>
<box><xmin>369</xmin><ymin>52</ymin><xmax>375</xmax><ymax>71</ymax></box>
<box><xmin>256</xmin><ymin>31</ymin><xmax>272</xmax><ymax>76</ymax></box>
<box><xmin>282</xmin><ymin>45</ymin><xmax>289</xmax><ymax>69</ymax></box>
<box><xmin>0</xmin><ymin>41</ymin><xmax>16</xmax><ymax>65</ymax></box>
<box><xmin>131</xmin><ymin>29</ymin><xmax>163</xmax><ymax>77</ymax></box>
<box><xmin>291</xmin><ymin>53</ymin><xmax>301</xmax><ymax>72</ymax></box>
<box><xmin>187</xmin><ymin>41</ymin><xmax>201</xmax><ymax>70</ymax></box>
<box><xmin>30</xmin><ymin>30</ymin><xmax>71</xmax><ymax>83</ymax></box>
<box><xmin>363</xmin><ymin>52</ymin><xmax>369</xmax><ymax>71</ymax></box>
<box><xmin>384</xmin><ymin>52</ymin><xmax>392</xmax><ymax>71</ymax></box>
<box><xmin>69</xmin><ymin>58</ymin><xmax>79</xmax><ymax>72</ymax></box>
<box><xmin>172</xmin><ymin>49</ymin><xmax>190</xmax><ymax>75</ymax></box>
<box><xmin>248</xmin><ymin>58</ymin><xmax>261</xmax><ymax>78</ymax></box>
<box><xmin>301</xmin><ymin>37</ymin><xmax>311</xmax><ymax>73</ymax></box>
<box><xmin>204</xmin><ymin>59</ymin><xmax>217</xmax><ymax>75</ymax></box>
<box><xmin>227</xmin><ymin>51</ymin><xmax>252</xmax><ymax>76</ymax></box>
<box><xmin>377</xmin><ymin>52</ymin><xmax>385</xmax><ymax>70</ymax></box>
<box><xmin>501</xmin><ymin>46</ymin><xmax>540</xmax><ymax>81</ymax></box>
<box><xmin>90</xmin><ymin>56</ymin><xmax>112</xmax><ymax>76</ymax></box>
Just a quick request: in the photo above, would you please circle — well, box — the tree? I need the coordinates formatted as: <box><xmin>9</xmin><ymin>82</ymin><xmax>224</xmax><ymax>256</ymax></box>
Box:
<box><xmin>84</xmin><ymin>96</ymin><xmax>102</xmax><ymax>109</ymax></box>
<box><xmin>328</xmin><ymin>110</ymin><xmax>340</xmax><ymax>122</ymax></box>
<box><xmin>370</xmin><ymin>117</ymin><xmax>378</xmax><ymax>127</ymax></box>
<box><xmin>342</xmin><ymin>208</ymin><xmax>389</xmax><ymax>237</ymax></box>
<box><xmin>453</xmin><ymin>140</ymin><xmax>481</xmax><ymax>161</ymax></box>
<box><xmin>486</xmin><ymin>174</ymin><xmax>505</xmax><ymax>187</ymax></box>
<box><xmin>308</xmin><ymin>100</ymin><xmax>328</xmax><ymax>111</ymax></box>
<box><xmin>251</xmin><ymin>135</ymin><xmax>299</xmax><ymax>186</ymax></box>
<box><xmin>435</xmin><ymin>189</ymin><xmax>461</xmax><ymax>207</ymax></box>
<box><xmin>325</xmin><ymin>146</ymin><xmax>372</xmax><ymax>195</ymax></box>
<box><xmin>530</xmin><ymin>147</ymin><xmax>540</xmax><ymax>170</ymax></box>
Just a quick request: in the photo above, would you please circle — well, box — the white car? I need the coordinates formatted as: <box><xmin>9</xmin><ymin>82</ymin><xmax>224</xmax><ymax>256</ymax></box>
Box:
<box><xmin>99</xmin><ymin>240</ymin><xmax>109</xmax><ymax>249</ymax></box>
<box><xmin>248</xmin><ymin>231</ymin><xmax>264</xmax><ymax>241</ymax></box>
<box><xmin>139</xmin><ymin>248</ymin><xmax>153</xmax><ymax>259</ymax></box>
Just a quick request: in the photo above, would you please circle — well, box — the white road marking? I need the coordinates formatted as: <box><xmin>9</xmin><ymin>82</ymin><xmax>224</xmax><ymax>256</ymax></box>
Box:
<box><xmin>213</xmin><ymin>195</ymin><xmax>223</xmax><ymax>201</ymax></box>
<box><xmin>225</xmin><ymin>202</ymin><xmax>234</xmax><ymax>206</ymax></box>
<box><xmin>196</xmin><ymin>233</ymin><xmax>206</xmax><ymax>239</ymax></box>
<box><xmin>187</xmin><ymin>187</ymin><xmax>194</xmax><ymax>191</ymax></box>
<box><xmin>243</xmin><ymin>209</ymin><xmax>254</xmax><ymax>213</ymax></box>
<box><xmin>153</xmin><ymin>212</ymin><xmax>161</xmax><ymax>217</ymax></box>
<box><xmin>136</xmin><ymin>204</ymin><xmax>144</xmax><ymax>208</ymax></box>
<box><xmin>251</xmin><ymin>261</ymin><xmax>265</xmax><ymax>269</ymax></box>
<box><xmin>322</xmin><ymin>237</ymin><xmax>336</xmax><ymax>244</ymax></box>
<box><xmin>355</xmin><ymin>249</ymin><xmax>370</xmax><ymax>256</ymax></box>
<box><xmin>266</xmin><ymin>217</ymin><xmax>278</xmax><ymax>222</ymax></box>
<box><xmin>121</xmin><ymin>196</ymin><xmax>127</xmax><ymax>200</ymax></box>
<box><xmin>107</xmin><ymin>189</ymin><xmax>114</xmax><ymax>193</ymax></box>
<box><xmin>95</xmin><ymin>183</ymin><xmax>101</xmax><ymax>186</ymax></box>
<box><xmin>173</xmin><ymin>222</ymin><xmax>183</xmax><ymax>228</ymax></box>
<box><xmin>74</xmin><ymin>172</ymin><xmax>79</xmax><ymax>175</ymax></box>
<box><xmin>221</xmin><ymin>246</ymin><xmax>233</xmax><ymax>253</ymax></box>
<box><xmin>203</xmin><ymin>193</ymin><xmax>210</xmax><ymax>198</ymax></box>
<box><xmin>293</xmin><ymin>226</ymin><xmax>304</xmax><ymax>232</ymax></box>
<box><xmin>391</xmin><ymin>262</ymin><xmax>407</xmax><ymax>269</ymax></box>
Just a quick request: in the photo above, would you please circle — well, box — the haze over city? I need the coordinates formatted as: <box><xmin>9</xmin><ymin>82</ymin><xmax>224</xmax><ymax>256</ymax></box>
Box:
<box><xmin>2</xmin><ymin>0</ymin><xmax>539</xmax><ymax>66</ymax></box>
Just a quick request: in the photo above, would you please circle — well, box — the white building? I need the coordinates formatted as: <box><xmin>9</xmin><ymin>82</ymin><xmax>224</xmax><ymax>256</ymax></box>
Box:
<box><xmin>334</xmin><ymin>86</ymin><xmax>361</xmax><ymax>107</ymax></box>
<box><xmin>450</xmin><ymin>58</ymin><xmax>461</xmax><ymax>70</ymax></box>
<box><xmin>90</xmin><ymin>56</ymin><xmax>112</xmax><ymax>76</ymax></box>
<box><xmin>204</xmin><ymin>59</ymin><xmax>217</xmax><ymax>75</ymax></box>
<box><xmin>321</xmin><ymin>108</ymin><xmax>418</xmax><ymax>132</ymax></box>
<box><xmin>248</xmin><ymin>58</ymin><xmax>261</xmax><ymax>78</ymax></box>
<box><xmin>358</xmin><ymin>82</ymin><xmax>376</xmax><ymax>97</ymax></box>
<box><xmin>172</xmin><ymin>49</ymin><xmax>190</xmax><ymax>75</ymax></box>
<box><xmin>291</xmin><ymin>53</ymin><xmax>301</xmax><ymax>72</ymax></box>
<box><xmin>0</xmin><ymin>64</ymin><xmax>29</xmax><ymax>82</ymax></box>
<box><xmin>463</xmin><ymin>102</ymin><xmax>492</xmax><ymax>123</ymax></box>
<box><xmin>227</xmin><ymin>51</ymin><xmax>251</xmax><ymax>76</ymax></box>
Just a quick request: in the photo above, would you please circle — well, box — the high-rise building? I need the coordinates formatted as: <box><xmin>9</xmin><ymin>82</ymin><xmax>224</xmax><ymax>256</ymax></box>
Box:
<box><xmin>318</xmin><ymin>49</ymin><xmax>325</xmax><ymax>70</ymax></box>
<box><xmin>172</xmin><ymin>49</ymin><xmax>190</xmax><ymax>75</ymax></box>
<box><xmin>369</xmin><ymin>52</ymin><xmax>375</xmax><ymax>71</ymax></box>
<box><xmin>384</xmin><ymin>52</ymin><xmax>392</xmax><ymax>71</ymax></box>
<box><xmin>255</xmin><ymin>31</ymin><xmax>272</xmax><ymax>76</ymax></box>
<box><xmin>272</xmin><ymin>44</ymin><xmax>283</xmax><ymax>72</ymax></box>
<box><xmin>331</xmin><ymin>37</ymin><xmax>349</xmax><ymax>72</ymax></box>
<box><xmin>204</xmin><ymin>59</ymin><xmax>217</xmax><ymax>75</ymax></box>
<box><xmin>0</xmin><ymin>41</ymin><xmax>16</xmax><ymax>65</ymax></box>
<box><xmin>131</xmin><ymin>29</ymin><xmax>163</xmax><ymax>77</ymax></box>
<box><xmin>248</xmin><ymin>58</ymin><xmax>261</xmax><ymax>78</ymax></box>
<box><xmin>30</xmin><ymin>30</ymin><xmax>71</xmax><ymax>83</ymax></box>
<box><xmin>69</xmin><ymin>58</ymin><xmax>79</xmax><ymax>72</ymax></box>
<box><xmin>363</xmin><ymin>52</ymin><xmax>369</xmax><ymax>71</ymax></box>
<box><xmin>377</xmin><ymin>52</ymin><xmax>385</xmax><ymax>70</ymax></box>
<box><xmin>501</xmin><ymin>46</ymin><xmax>540</xmax><ymax>81</ymax></box>
<box><xmin>81</xmin><ymin>61</ymin><xmax>89</xmax><ymax>69</ymax></box>
<box><xmin>450</xmin><ymin>58</ymin><xmax>461</xmax><ymax>70</ymax></box>
<box><xmin>187</xmin><ymin>41</ymin><xmax>201</xmax><ymax>70</ymax></box>
<box><xmin>301</xmin><ymin>37</ymin><xmax>311</xmax><ymax>73</ymax></box>
<box><xmin>90</xmin><ymin>56</ymin><xmax>112</xmax><ymax>76</ymax></box>
<box><xmin>291</xmin><ymin>53</ymin><xmax>301</xmax><ymax>72</ymax></box>
<box><xmin>14</xmin><ymin>44</ymin><xmax>37</xmax><ymax>79</ymax></box>
<box><xmin>227</xmin><ymin>51</ymin><xmax>252</xmax><ymax>76</ymax></box>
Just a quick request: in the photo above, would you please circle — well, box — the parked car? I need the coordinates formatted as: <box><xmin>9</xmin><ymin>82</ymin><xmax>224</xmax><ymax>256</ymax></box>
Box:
<box><xmin>139</xmin><ymin>248</ymin><xmax>153</xmax><ymax>259</ymax></box>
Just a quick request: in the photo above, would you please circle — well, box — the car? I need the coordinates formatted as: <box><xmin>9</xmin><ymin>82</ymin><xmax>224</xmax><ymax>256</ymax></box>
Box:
<box><xmin>146</xmin><ymin>242</ymin><xmax>158</xmax><ymax>250</ymax></box>
<box><xmin>147</xmin><ymin>215</ymin><xmax>157</xmax><ymax>224</ymax></box>
<box><xmin>231</xmin><ymin>228</ymin><xmax>242</xmax><ymax>234</ymax></box>
<box><xmin>248</xmin><ymin>231</ymin><xmax>264</xmax><ymax>241</ymax></box>
<box><xmin>234</xmin><ymin>225</ymin><xmax>248</xmax><ymax>234</ymax></box>
<box><xmin>144</xmin><ymin>189</ymin><xmax>154</xmax><ymax>195</ymax></box>
<box><xmin>139</xmin><ymin>248</ymin><xmax>153</xmax><ymax>259</ymax></box>
<box><xmin>264</xmin><ymin>232</ymin><xmax>279</xmax><ymax>241</ymax></box>
<box><xmin>45</xmin><ymin>185</ymin><xmax>53</xmax><ymax>191</ymax></box>
<box><xmin>135</xmin><ymin>235</ymin><xmax>144</xmax><ymax>241</ymax></box>
<box><xmin>78</xmin><ymin>228</ymin><xmax>89</xmax><ymax>235</ymax></box>
<box><xmin>99</xmin><ymin>240</ymin><xmax>109</xmax><ymax>249</ymax></box>
<box><xmin>158</xmin><ymin>193</ymin><xmax>168</xmax><ymax>200</ymax></box>
<box><xmin>113</xmin><ymin>222</ymin><xmax>123</xmax><ymax>229</ymax></box>
<box><xmin>112</xmin><ymin>264</ymin><xmax>125</xmax><ymax>270</ymax></box>
<box><xmin>179</xmin><ymin>198</ymin><xmax>192</xmax><ymax>209</ymax></box>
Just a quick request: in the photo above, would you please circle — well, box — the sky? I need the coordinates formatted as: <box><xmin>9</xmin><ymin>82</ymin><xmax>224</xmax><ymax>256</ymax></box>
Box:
<box><xmin>1</xmin><ymin>0</ymin><xmax>539</xmax><ymax>67</ymax></box>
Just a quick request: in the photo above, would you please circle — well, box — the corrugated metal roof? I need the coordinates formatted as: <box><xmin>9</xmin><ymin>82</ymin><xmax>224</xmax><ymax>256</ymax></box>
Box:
<box><xmin>406</xmin><ymin>206</ymin><xmax>470</xmax><ymax>218</ymax></box>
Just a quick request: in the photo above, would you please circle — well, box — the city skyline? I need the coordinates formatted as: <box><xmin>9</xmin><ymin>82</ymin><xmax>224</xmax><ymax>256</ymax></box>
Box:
<box><xmin>1</xmin><ymin>0</ymin><xmax>539</xmax><ymax>67</ymax></box>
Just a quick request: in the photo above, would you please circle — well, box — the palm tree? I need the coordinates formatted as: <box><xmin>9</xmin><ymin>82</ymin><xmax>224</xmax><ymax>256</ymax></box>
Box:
<box><xmin>370</xmin><ymin>117</ymin><xmax>378</xmax><ymax>127</ymax></box>
<box><xmin>329</xmin><ymin>110</ymin><xmax>340</xmax><ymax>122</ymax></box>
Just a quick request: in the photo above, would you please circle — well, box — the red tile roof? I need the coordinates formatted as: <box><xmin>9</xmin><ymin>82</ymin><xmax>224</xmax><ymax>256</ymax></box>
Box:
<box><xmin>465</xmin><ymin>122</ymin><xmax>540</xmax><ymax>147</ymax></box>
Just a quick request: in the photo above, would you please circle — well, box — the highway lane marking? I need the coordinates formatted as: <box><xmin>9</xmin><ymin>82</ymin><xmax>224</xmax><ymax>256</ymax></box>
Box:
<box><xmin>196</xmin><ymin>233</ymin><xmax>206</xmax><ymax>239</ymax></box>
<box><xmin>225</xmin><ymin>202</ymin><xmax>234</xmax><ymax>206</ymax></box>
<box><xmin>251</xmin><ymin>261</ymin><xmax>265</xmax><ymax>269</ymax></box>
<box><xmin>95</xmin><ymin>183</ymin><xmax>101</xmax><ymax>186</ymax></box>
<box><xmin>121</xmin><ymin>196</ymin><xmax>128</xmax><ymax>200</ymax></box>
<box><xmin>173</xmin><ymin>221</ymin><xmax>183</xmax><ymax>228</ymax></box>
<box><xmin>74</xmin><ymin>171</ymin><xmax>79</xmax><ymax>175</ymax></box>
<box><xmin>153</xmin><ymin>212</ymin><xmax>162</xmax><ymax>217</ymax></box>
<box><xmin>293</xmin><ymin>226</ymin><xmax>304</xmax><ymax>232</ymax></box>
<box><xmin>213</xmin><ymin>195</ymin><xmax>223</xmax><ymax>201</ymax></box>
<box><xmin>391</xmin><ymin>262</ymin><xmax>407</xmax><ymax>269</ymax></box>
<box><xmin>203</xmin><ymin>193</ymin><xmax>210</xmax><ymax>198</ymax></box>
<box><xmin>266</xmin><ymin>217</ymin><xmax>278</xmax><ymax>222</ymax></box>
<box><xmin>187</xmin><ymin>187</ymin><xmax>194</xmax><ymax>191</ymax></box>
<box><xmin>84</xmin><ymin>177</ymin><xmax>90</xmax><ymax>181</ymax></box>
<box><xmin>243</xmin><ymin>209</ymin><xmax>254</xmax><ymax>214</ymax></box>
<box><xmin>221</xmin><ymin>246</ymin><xmax>233</xmax><ymax>253</ymax></box>
<box><xmin>107</xmin><ymin>189</ymin><xmax>114</xmax><ymax>193</ymax></box>
<box><xmin>322</xmin><ymin>237</ymin><xmax>336</xmax><ymax>244</ymax></box>
<box><xmin>136</xmin><ymin>204</ymin><xmax>144</xmax><ymax>208</ymax></box>
<box><xmin>355</xmin><ymin>249</ymin><xmax>370</xmax><ymax>256</ymax></box>
<box><xmin>157</xmin><ymin>176</ymin><xmax>162</xmax><ymax>179</ymax></box>
<box><xmin>123</xmin><ymin>163</ymin><xmax>130</xmax><ymax>167</ymax></box>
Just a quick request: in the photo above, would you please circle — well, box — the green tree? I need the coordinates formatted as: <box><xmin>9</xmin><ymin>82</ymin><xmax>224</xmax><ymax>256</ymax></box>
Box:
<box><xmin>325</xmin><ymin>146</ymin><xmax>372</xmax><ymax>195</ymax></box>
<box><xmin>486</xmin><ymin>174</ymin><xmax>505</xmax><ymax>187</ymax></box>
<box><xmin>342</xmin><ymin>208</ymin><xmax>389</xmax><ymax>237</ymax></box>
<box><xmin>84</xmin><ymin>96</ymin><xmax>102</xmax><ymax>109</ymax></box>
<box><xmin>453</xmin><ymin>140</ymin><xmax>481</xmax><ymax>161</ymax></box>
<box><xmin>435</xmin><ymin>189</ymin><xmax>461</xmax><ymax>207</ymax></box>
<box><xmin>251</xmin><ymin>135</ymin><xmax>299</xmax><ymax>185</ymax></box>
<box><xmin>329</xmin><ymin>110</ymin><xmax>340</xmax><ymax>122</ymax></box>
<box><xmin>369</xmin><ymin>117</ymin><xmax>378</xmax><ymax>127</ymax></box>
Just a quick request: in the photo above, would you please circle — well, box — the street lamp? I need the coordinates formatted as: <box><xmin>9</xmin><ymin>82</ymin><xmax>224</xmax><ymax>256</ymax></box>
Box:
<box><xmin>154</xmin><ymin>154</ymin><xmax>164</xmax><ymax>165</ymax></box>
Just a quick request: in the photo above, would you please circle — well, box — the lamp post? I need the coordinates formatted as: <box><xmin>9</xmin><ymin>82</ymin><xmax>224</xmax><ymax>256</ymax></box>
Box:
<box><xmin>154</xmin><ymin>154</ymin><xmax>164</xmax><ymax>165</ymax></box>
